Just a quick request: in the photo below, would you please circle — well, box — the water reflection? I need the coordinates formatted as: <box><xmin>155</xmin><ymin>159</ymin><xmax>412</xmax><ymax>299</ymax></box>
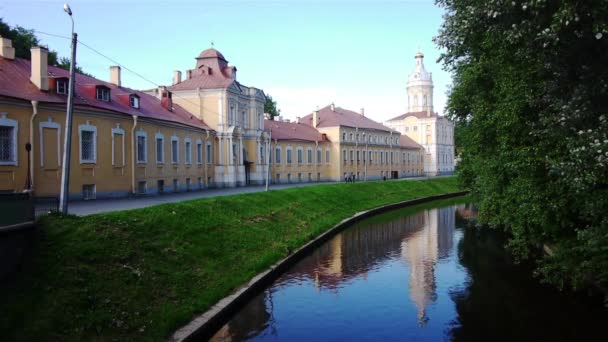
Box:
<box><xmin>210</xmin><ymin>201</ymin><xmax>607</xmax><ymax>341</ymax></box>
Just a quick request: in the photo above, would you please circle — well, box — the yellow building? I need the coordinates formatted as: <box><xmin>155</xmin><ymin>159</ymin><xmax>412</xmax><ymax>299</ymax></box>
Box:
<box><xmin>0</xmin><ymin>38</ymin><xmax>215</xmax><ymax>199</ymax></box>
<box><xmin>0</xmin><ymin>36</ymin><xmax>426</xmax><ymax>200</ymax></box>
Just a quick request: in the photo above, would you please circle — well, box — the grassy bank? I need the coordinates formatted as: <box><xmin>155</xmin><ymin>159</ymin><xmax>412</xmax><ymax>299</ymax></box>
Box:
<box><xmin>0</xmin><ymin>177</ymin><xmax>459</xmax><ymax>341</ymax></box>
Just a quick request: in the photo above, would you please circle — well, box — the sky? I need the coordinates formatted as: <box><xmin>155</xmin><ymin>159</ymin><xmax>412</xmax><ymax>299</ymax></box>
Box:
<box><xmin>1</xmin><ymin>0</ymin><xmax>452</xmax><ymax>123</ymax></box>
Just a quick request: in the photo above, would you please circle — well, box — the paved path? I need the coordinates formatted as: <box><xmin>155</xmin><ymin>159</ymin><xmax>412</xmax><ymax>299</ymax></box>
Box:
<box><xmin>66</xmin><ymin>176</ymin><xmax>436</xmax><ymax>216</ymax></box>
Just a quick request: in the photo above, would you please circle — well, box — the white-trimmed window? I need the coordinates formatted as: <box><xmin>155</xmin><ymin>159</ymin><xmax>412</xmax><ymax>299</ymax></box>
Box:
<box><xmin>136</xmin><ymin>130</ymin><xmax>147</xmax><ymax>164</ymax></box>
<box><xmin>96</xmin><ymin>86</ymin><xmax>110</xmax><ymax>102</ymax></box>
<box><xmin>342</xmin><ymin>149</ymin><xmax>346</xmax><ymax>162</ymax></box>
<box><xmin>111</xmin><ymin>125</ymin><xmax>125</xmax><ymax>167</ymax></box>
<box><xmin>130</xmin><ymin>95</ymin><xmax>140</xmax><ymax>109</ymax></box>
<box><xmin>197</xmin><ymin>139</ymin><xmax>203</xmax><ymax>165</ymax></box>
<box><xmin>275</xmin><ymin>147</ymin><xmax>282</xmax><ymax>164</ymax></box>
<box><xmin>0</xmin><ymin>113</ymin><xmax>18</xmax><ymax>165</ymax></box>
<box><xmin>342</xmin><ymin>132</ymin><xmax>346</xmax><ymax>141</ymax></box>
<box><xmin>307</xmin><ymin>148</ymin><xmax>312</xmax><ymax>164</ymax></box>
<box><xmin>56</xmin><ymin>78</ymin><xmax>68</xmax><ymax>95</ymax></box>
<box><xmin>297</xmin><ymin>147</ymin><xmax>303</xmax><ymax>164</ymax></box>
<box><xmin>184</xmin><ymin>138</ymin><xmax>192</xmax><ymax>164</ymax></box>
<box><xmin>206</xmin><ymin>141</ymin><xmax>212</xmax><ymax>164</ymax></box>
<box><xmin>79</xmin><ymin>122</ymin><xmax>97</xmax><ymax>164</ymax></box>
<box><xmin>326</xmin><ymin>150</ymin><xmax>330</xmax><ymax>164</ymax></box>
<box><xmin>155</xmin><ymin>133</ymin><xmax>164</xmax><ymax>164</ymax></box>
<box><xmin>39</xmin><ymin>117</ymin><xmax>62</xmax><ymax>168</ymax></box>
<box><xmin>286</xmin><ymin>147</ymin><xmax>293</xmax><ymax>164</ymax></box>
<box><xmin>317</xmin><ymin>148</ymin><xmax>321</xmax><ymax>164</ymax></box>
<box><xmin>350</xmin><ymin>150</ymin><xmax>354</xmax><ymax>162</ymax></box>
<box><xmin>171</xmin><ymin>136</ymin><xmax>179</xmax><ymax>164</ymax></box>
<box><xmin>349</xmin><ymin>133</ymin><xmax>353</xmax><ymax>141</ymax></box>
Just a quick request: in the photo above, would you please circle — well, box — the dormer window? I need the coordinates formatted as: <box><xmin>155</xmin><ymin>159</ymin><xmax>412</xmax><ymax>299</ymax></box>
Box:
<box><xmin>130</xmin><ymin>95</ymin><xmax>140</xmax><ymax>109</ymax></box>
<box><xmin>56</xmin><ymin>79</ymin><xmax>68</xmax><ymax>95</ymax></box>
<box><xmin>96</xmin><ymin>86</ymin><xmax>110</xmax><ymax>102</ymax></box>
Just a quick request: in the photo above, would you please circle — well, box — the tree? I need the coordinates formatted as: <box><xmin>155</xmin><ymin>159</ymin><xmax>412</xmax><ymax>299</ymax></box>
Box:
<box><xmin>435</xmin><ymin>0</ymin><xmax>608</xmax><ymax>289</ymax></box>
<box><xmin>264</xmin><ymin>94</ymin><xmax>281</xmax><ymax>120</ymax></box>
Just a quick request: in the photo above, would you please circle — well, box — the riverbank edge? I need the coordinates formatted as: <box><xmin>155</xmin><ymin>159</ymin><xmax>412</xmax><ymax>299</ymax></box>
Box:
<box><xmin>170</xmin><ymin>190</ymin><xmax>469</xmax><ymax>342</ymax></box>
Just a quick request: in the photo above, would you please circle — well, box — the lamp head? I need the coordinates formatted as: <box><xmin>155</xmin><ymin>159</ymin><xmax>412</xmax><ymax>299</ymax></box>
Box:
<box><xmin>63</xmin><ymin>3</ymin><xmax>72</xmax><ymax>16</ymax></box>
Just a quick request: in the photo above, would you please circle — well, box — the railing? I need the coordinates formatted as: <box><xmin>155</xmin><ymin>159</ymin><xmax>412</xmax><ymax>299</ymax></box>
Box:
<box><xmin>34</xmin><ymin>196</ymin><xmax>59</xmax><ymax>218</ymax></box>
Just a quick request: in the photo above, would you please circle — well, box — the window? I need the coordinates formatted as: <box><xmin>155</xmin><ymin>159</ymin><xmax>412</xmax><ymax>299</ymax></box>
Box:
<box><xmin>342</xmin><ymin>149</ymin><xmax>346</xmax><ymax>163</ymax></box>
<box><xmin>0</xmin><ymin>114</ymin><xmax>18</xmax><ymax>165</ymax></box>
<box><xmin>342</xmin><ymin>132</ymin><xmax>346</xmax><ymax>141</ymax></box>
<box><xmin>197</xmin><ymin>140</ymin><xmax>203</xmax><ymax>165</ymax></box>
<box><xmin>275</xmin><ymin>147</ymin><xmax>281</xmax><ymax>164</ymax></box>
<box><xmin>350</xmin><ymin>150</ymin><xmax>354</xmax><ymax>162</ymax></box>
<box><xmin>158</xmin><ymin>180</ymin><xmax>164</xmax><ymax>193</ymax></box>
<box><xmin>130</xmin><ymin>95</ymin><xmax>140</xmax><ymax>109</ymax></box>
<box><xmin>317</xmin><ymin>149</ymin><xmax>321</xmax><ymax>164</ymax></box>
<box><xmin>155</xmin><ymin>133</ymin><xmax>164</xmax><ymax>164</ymax></box>
<box><xmin>326</xmin><ymin>150</ymin><xmax>330</xmax><ymax>163</ymax></box>
<box><xmin>136</xmin><ymin>131</ymin><xmax>147</xmax><ymax>163</ymax></box>
<box><xmin>186</xmin><ymin>178</ymin><xmax>191</xmax><ymax>191</ymax></box>
<box><xmin>307</xmin><ymin>148</ymin><xmax>312</xmax><ymax>164</ymax></box>
<box><xmin>356</xmin><ymin>150</ymin><xmax>360</xmax><ymax>162</ymax></box>
<box><xmin>356</xmin><ymin>133</ymin><xmax>359</xmax><ymax>142</ymax></box>
<box><xmin>349</xmin><ymin>133</ymin><xmax>353</xmax><ymax>141</ymax></box>
<box><xmin>207</xmin><ymin>142</ymin><xmax>212</xmax><ymax>164</ymax></box>
<box><xmin>171</xmin><ymin>136</ymin><xmax>179</xmax><ymax>164</ymax></box>
<box><xmin>287</xmin><ymin>149</ymin><xmax>293</xmax><ymax>164</ymax></box>
<box><xmin>369</xmin><ymin>151</ymin><xmax>372</xmax><ymax>162</ymax></box>
<box><xmin>111</xmin><ymin>126</ymin><xmax>125</xmax><ymax>167</ymax></box>
<box><xmin>82</xmin><ymin>184</ymin><xmax>96</xmax><ymax>200</ymax></box>
<box><xmin>79</xmin><ymin>123</ymin><xmax>97</xmax><ymax>163</ymax></box>
<box><xmin>297</xmin><ymin>148</ymin><xmax>303</xmax><ymax>164</ymax></box>
<box><xmin>198</xmin><ymin>177</ymin><xmax>203</xmax><ymax>189</ymax></box>
<box><xmin>184</xmin><ymin>138</ymin><xmax>192</xmax><ymax>164</ymax></box>
<box><xmin>56</xmin><ymin>79</ymin><xmax>68</xmax><ymax>95</ymax></box>
<box><xmin>96</xmin><ymin>86</ymin><xmax>110</xmax><ymax>102</ymax></box>
<box><xmin>173</xmin><ymin>178</ymin><xmax>179</xmax><ymax>192</ymax></box>
<box><xmin>137</xmin><ymin>181</ymin><xmax>147</xmax><ymax>194</ymax></box>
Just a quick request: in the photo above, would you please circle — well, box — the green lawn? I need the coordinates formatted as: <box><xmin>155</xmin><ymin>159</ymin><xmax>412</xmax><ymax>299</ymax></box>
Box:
<box><xmin>0</xmin><ymin>177</ymin><xmax>460</xmax><ymax>341</ymax></box>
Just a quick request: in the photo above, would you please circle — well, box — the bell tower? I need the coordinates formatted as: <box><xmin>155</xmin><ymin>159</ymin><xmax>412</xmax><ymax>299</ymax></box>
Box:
<box><xmin>407</xmin><ymin>51</ymin><xmax>434</xmax><ymax>114</ymax></box>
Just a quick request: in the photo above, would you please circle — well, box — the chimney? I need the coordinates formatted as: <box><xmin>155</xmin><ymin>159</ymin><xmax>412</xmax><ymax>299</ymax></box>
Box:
<box><xmin>0</xmin><ymin>37</ymin><xmax>15</xmax><ymax>60</ymax></box>
<box><xmin>110</xmin><ymin>66</ymin><xmax>121</xmax><ymax>87</ymax></box>
<box><xmin>296</xmin><ymin>116</ymin><xmax>301</xmax><ymax>123</ymax></box>
<box><xmin>313</xmin><ymin>110</ymin><xmax>319</xmax><ymax>127</ymax></box>
<box><xmin>186</xmin><ymin>69</ymin><xmax>193</xmax><ymax>80</ymax></box>
<box><xmin>173</xmin><ymin>70</ymin><xmax>182</xmax><ymax>85</ymax></box>
<box><xmin>330</xmin><ymin>103</ymin><xmax>335</xmax><ymax>111</ymax></box>
<box><xmin>30</xmin><ymin>46</ymin><xmax>48</xmax><ymax>91</ymax></box>
<box><xmin>360</xmin><ymin>108</ymin><xmax>365</xmax><ymax>116</ymax></box>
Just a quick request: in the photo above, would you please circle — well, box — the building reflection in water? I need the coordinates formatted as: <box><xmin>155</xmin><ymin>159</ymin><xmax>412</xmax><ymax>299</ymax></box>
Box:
<box><xmin>210</xmin><ymin>205</ymin><xmax>459</xmax><ymax>341</ymax></box>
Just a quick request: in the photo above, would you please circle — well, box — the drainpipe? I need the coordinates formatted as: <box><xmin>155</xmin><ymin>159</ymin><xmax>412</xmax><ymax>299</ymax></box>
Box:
<box><xmin>29</xmin><ymin>101</ymin><xmax>39</xmax><ymax>191</ymax></box>
<box><xmin>204</xmin><ymin>130</ymin><xmax>210</xmax><ymax>187</ymax></box>
<box><xmin>131</xmin><ymin>115</ymin><xmax>138</xmax><ymax>194</ymax></box>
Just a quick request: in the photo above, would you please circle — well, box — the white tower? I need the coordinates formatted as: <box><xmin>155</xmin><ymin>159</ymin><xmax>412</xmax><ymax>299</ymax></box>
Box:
<box><xmin>407</xmin><ymin>52</ymin><xmax>434</xmax><ymax>114</ymax></box>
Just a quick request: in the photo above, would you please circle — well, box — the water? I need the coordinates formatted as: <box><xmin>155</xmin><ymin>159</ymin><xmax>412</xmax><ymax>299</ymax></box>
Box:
<box><xmin>211</xmin><ymin>200</ymin><xmax>608</xmax><ymax>341</ymax></box>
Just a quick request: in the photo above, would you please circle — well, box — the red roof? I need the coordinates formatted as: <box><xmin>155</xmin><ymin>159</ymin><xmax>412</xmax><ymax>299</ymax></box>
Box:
<box><xmin>399</xmin><ymin>134</ymin><xmax>423</xmax><ymax>149</ymax></box>
<box><xmin>0</xmin><ymin>57</ymin><xmax>211</xmax><ymax>131</ymax></box>
<box><xmin>264</xmin><ymin>119</ymin><xmax>328</xmax><ymax>142</ymax></box>
<box><xmin>386</xmin><ymin>111</ymin><xmax>438</xmax><ymax>121</ymax></box>
<box><xmin>197</xmin><ymin>48</ymin><xmax>226</xmax><ymax>61</ymax></box>
<box><xmin>300</xmin><ymin>105</ymin><xmax>397</xmax><ymax>132</ymax></box>
<box><xmin>168</xmin><ymin>73</ymin><xmax>234</xmax><ymax>91</ymax></box>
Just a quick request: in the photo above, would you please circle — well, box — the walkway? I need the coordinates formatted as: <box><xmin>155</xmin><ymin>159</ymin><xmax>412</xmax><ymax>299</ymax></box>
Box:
<box><xmin>66</xmin><ymin>176</ymin><xmax>434</xmax><ymax>216</ymax></box>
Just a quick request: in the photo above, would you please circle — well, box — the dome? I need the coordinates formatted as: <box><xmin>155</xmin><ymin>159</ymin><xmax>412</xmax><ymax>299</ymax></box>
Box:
<box><xmin>408</xmin><ymin>51</ymin><xmax>432</xmax><ymax>84</ymax></box>
<box><xmin>197</xmin><ymin>48</ymin><xmax>226</xmax><ymax>61</ymax></box>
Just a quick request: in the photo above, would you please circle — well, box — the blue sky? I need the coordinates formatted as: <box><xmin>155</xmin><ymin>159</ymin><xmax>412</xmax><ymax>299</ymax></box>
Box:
<box><xmin>1</xmin><ymin>0</ymin><xmax>451</xmax><ymax>122</ymax></box>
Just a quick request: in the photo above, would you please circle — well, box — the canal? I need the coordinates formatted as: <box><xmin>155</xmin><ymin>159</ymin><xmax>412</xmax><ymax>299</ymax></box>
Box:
<box><xmin>210</xmin><ymin>199</ymin><xmax>607</xmax><ymax>341</ymax></box>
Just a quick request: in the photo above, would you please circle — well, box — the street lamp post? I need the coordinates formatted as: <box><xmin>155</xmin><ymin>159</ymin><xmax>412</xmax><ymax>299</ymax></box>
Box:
<box><xmin>59</xmin><ymin>3</ymin><xmax>77</xmax><ymax>214</ymax></box>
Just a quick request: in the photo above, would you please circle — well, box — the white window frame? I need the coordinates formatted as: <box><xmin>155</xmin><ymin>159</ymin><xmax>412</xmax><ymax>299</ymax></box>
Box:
<box><xmin>326</xmin><ymin>150</ymin><xmax>330</xmax><ymax>164</ymax></box>
<box><xmin>307</xmin><ymin>147</ymin><xmax>312</xmax><ymax>164</ymax></box>
<box><xmin>39</xmin><ymin>117</ymin><xmax>61</xmax><ymax>168</ymax></box>
<box><xmin>136</xmin><ymin>130</ymin><xmax>147</xmax><ymax>164</ymax></box>
<box><xmin>184</xmin><ymin>137</ymin><xmax>192</xmax><ymax>165</ymax></box>
<box><xmin>78</xmin><ymin>122</ymin><xmax>97</xmax><ymax>164</ymax></box>
<box><xmin>111</xmin><ymin>125</ymin><xmax>125</xmax><ymax>167</ymax></box>
<box><xmin>96</xmin><ymin>86</ymin><xmax>110</xmax><ymax>102</ymax></box>
<box><xmin>130</xmin><ymin>95</ymin><xmax>140</xmax><ymax>109</ymax></box>
<box><xmin>317</xmin><ymin>148</ymin><xmax>322</xmax><ymax>165</ymax></box>
<box><xmin>297</xmin><ymin>147</ymin><xmax>303</xmax><ymax>164</ymax></box>
<box><xmin>56</xmin><ymin>79</ymin><xmax>68</xmax><ymax>95</ymax></box>
<box><xmin>155</xmin><ymin>132</ymin><xmax>164</xmax><ymax>164</ymax></box>
<box><xmin>206</xmin><ymin>141</ymin><xmax>212</xmax><ymax>164</ymax></box>
<box><xmin>0</xmin><ymin>113</ymin><xmax>18</xmax><ymax>166</ymax></box>
<box><xmin>275</xmin><ymin>146</ymin><xmax>282</xmax><ymax>164</ymax></box>
<box><xmin>171</xmin><ymin>135</ymin><xmax>179</xmax><ymax>164</ymax></box>
<box><xmin>286</xmin><ymin>147</ymin><xmax>293</xmax><ymax>164</ymax></box>
<box><xmin>196</xmin><ymin>139</ymin><xmax>203</xmax><ymax>165</ymax></box>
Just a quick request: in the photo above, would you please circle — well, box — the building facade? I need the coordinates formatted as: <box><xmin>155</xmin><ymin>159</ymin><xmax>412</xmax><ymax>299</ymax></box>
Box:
<box><xmin>385</xmin><ymin>51</ymin><xmax>455</xmax><ymax>176</ymax></box>
<box><xmin>0</xmin><ymin>36</ymin><xmax>427</xmax><ymax>200</ymax></box>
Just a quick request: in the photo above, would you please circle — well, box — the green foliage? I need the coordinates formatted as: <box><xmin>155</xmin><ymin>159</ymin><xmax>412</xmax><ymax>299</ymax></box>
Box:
<box><xmin>0</xmin><ymin>178</ymin><xmax>459</xmax><ymax>341</ymax></box>
<box><xmin>264</xmin><ymin>94</ymin><xmax>281</xmax><ymax>119</ymax></box>
<box><xmin>436</xmin><ymin>0</ymin><xmax>608</xmax><ymax>289</ymax></box>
